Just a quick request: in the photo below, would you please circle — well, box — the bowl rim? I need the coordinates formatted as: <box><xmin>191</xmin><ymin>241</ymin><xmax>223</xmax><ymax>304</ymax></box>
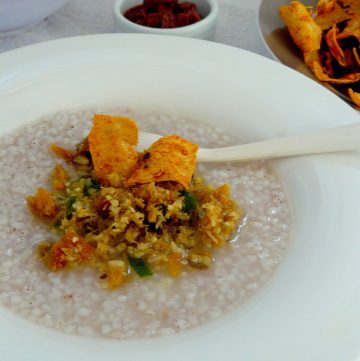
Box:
<box><xmin>113</xmin><ymin>0</ymin><xmax>219</xmax><ymax>34</ymax></box>
<box><xmin>0</xmin><ymin>0</ymin><xmax>71</xmax><ymax>33</ymax></box>
<box><xmin>255</xmin><ymin>0</ymin><xmax>279</xmax><ymax>60</ymax></box>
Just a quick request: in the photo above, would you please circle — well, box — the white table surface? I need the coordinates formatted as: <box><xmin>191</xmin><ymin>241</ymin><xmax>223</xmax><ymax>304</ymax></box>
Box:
<box><xmin>0</xmin><ymin>0</ymin><xmax>272</xmax><ymax>58</ymax></box>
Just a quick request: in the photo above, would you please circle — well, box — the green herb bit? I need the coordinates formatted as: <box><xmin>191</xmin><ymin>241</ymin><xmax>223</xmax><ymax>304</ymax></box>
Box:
<box><xmin>128</xmin><ymin>256</ymin><xmax>153</xmax><ymax>277</ymax></box>
<box><xmin>83</xmin><ymin>178</ymin><xmax>101</xmax><ymax>196</ymax></box>
<box><xmin>54</xmin><ymin>218</ymin><xmax>63</xmax><ymax>229</ymax></box>
<box><xmin>66</xmin><ymin>196</ymin><xmax>77</xmax><ymax>219</ymax></box>
<box><xmin>182</xmin><ymin>191</ymin><xmax>198</xmax><ymax>213</ymax></box>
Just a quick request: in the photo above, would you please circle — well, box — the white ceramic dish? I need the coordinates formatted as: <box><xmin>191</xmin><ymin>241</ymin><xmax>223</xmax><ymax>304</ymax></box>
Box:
<box><xmin>256</xmin><ymin>0</ymin><xmax>353</xmax><ymax>105</ymax></box>
<box><xmin>113</xmin><ymin>0</ymin><xmax>218</xmax><ymax>40</ymax></box>
<box><xmin>0</xmin><ymin>0</ymin><xmax>70</xmax><ymax>32</ymax></box>
<box><xmin>0</xmin><ymin>34</ymin><xmax>360</xmax><ymax>361</ymax></box>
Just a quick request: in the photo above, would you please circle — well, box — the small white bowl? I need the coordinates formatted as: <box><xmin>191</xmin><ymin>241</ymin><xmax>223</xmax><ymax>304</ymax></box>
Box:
<box><xmin>0</xmin><ymin>0</ymin><xmax>70</xmax><ymax>32</ymax></box>
<box><xmin>113</xmin><ymin>0</ymin><xmax>219</xmax><ymax>40</ymax></box>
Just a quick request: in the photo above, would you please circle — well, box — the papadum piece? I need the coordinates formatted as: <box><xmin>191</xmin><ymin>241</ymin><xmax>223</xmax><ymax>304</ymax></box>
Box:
<box><xmin>337</xmin><ymin>18</ymin><xmax>360</xmax><ymax>41</ymax></box>
<box><xmin>348</xmin><ymin>88</ymin><xmax>360</xmax><ymax>106</ymax></box>
<box><xmin>313</xmin><ymin>61</ymin><xmax>360</xmax><ymax>83</ymax></box>
<box><xmin>126</xmin><ymin>135</ymin><xmax>198</xmax><ymax>189</ymax></box>
<box><xmin>316</xmin><ymin>0</ymin><xmax>335</xmax><ymax>15</ymax></box>
<box><xmin>304</xmin><ymin>50</ymin><xmax>321</xmax><ymax>69</ymax></box>
<box><xmin>343</xmin><ymin>0</ymin><xmax>360</xmax><ymax>17</ymax></box>
<box><xmin>26</xmin><ymin>187</ymin><xmax>58</xmax><ymax>219</ymax></box>
<box><xmin>279</xmin><ymin>1</ymin><xmax>322</xmax><ymax>52</ymax></box>
<box><xmin>314</xmin><ymin>2</ymin><xmax>352</xmax><ymax>30</ymax></box>
<box><xmin>88</xmin><ymin>114</ymin><xmax>139</xmax><ymax>185</ymax></box>
<box><xmin>353</xmin><ymin>47</ymin><xmax>360</xmax><ymax>66</ymax></box>
<box><xmin>325</xmin><ymin>24</ymin><xmax>350</xmax><ymax>66</ymax></box>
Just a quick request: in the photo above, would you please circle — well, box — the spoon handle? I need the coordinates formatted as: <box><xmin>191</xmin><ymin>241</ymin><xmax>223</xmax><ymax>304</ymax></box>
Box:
<box><xmin>198</xmin><ymin>122</ymin><xmax>360</xmax><ymax>162</ymax></box>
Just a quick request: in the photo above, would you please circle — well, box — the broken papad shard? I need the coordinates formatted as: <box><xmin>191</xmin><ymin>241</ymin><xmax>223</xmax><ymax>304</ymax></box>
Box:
<box><xmin>126</xmin><ymin>134</ymin><xmax>198</xmax><ymax>189</ymax></box>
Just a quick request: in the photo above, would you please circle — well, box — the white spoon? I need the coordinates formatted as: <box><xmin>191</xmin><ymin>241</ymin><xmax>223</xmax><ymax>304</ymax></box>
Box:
<box><xmin>139</xmin><ymin>122</ymin><xmax>360</xmax><ymax>162</ymax></box>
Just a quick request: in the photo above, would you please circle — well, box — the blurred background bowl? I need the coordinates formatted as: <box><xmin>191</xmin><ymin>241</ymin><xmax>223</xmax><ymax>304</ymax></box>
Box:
<box><xmin>0</xmin><ymin>0</ymin><xmax>71</xmax><ymax>32</ymax></box>
<box><xmin>113</xmin><ymin>0</ymin><xmax>219</xmax><ymax>40</ymax></box>
<box><xmin>256</xmin><ymin>0</ymin><xmax>353</xmax><ymax>105</ymax></box>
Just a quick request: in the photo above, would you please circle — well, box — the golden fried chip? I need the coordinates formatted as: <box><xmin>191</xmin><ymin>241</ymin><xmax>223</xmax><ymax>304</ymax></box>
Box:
<box><xmin>348</xmin><ymin>88</ymin><xmax>360</xmax><ymax>106</ymax></box>
<box><xmin>279</xmin><ymin>1</ymin><xmax>322</xmax><ymax>52</ymax></box>
<box><xmin>325</xmin><ymin>24</ymin><xmax>351</xmax><ymax>66</ymax></box>
<box><xmin>50</xmin><ymin>143</ymin><xmax>72</xmax><ymax>161</ymax></box>
<box><xmin>305</xmin><ymin>49</ymin><xmax>336</xmax><ymax>76</ymax></box>
<box><xmin>91</xmin><ymin>114</ymin><xmax>138</xmax><ymax>145</ymax></box>
<box><xmin>342</xmin><ymin>0</ymin><xmax>360</xmax><ymax>16</ymax></box>
<box><xmin>88</xmin><ymin>114</ymin><xmax>139</xmax><ymax>184</ymax></box>
<box><xmin>314</xmin><ymin>3</ymin><xmax>352</xmax><ymax>30</ymax></box>
<box><xmin>337</xmin><ymin>18</ymin><xmax>360</xmax><ymax>41</ymax></box>
<box><xmin>280</xmin><ymin>0</ymin><xmax>360</xmax><ymax>106</ymax></box>
<box><xmin>126</xmin><ymin>135</ymin><xmax>198</xmax><ymax>189</ymax></box>
<box><xmin>353</xmin><ymin>47</ymin><xmax>360</xmax><ymax>65</ymax></box>
<box><xmin>313</xmin><ymin>61</ymin><xmax>360</xmax><ymax>83</ymax></box>
<box><xmin>304</xmin><ymin>50</ymin><xmax>321</xmax><ymax>69</ymax></box>
<box><xmin>316</xmin><ymin>0</ymin><xmax>335</xmax><ymax>15</ymax></box>
<box><xmin>26</xmin><ymin>187</ymin><xmax>58</xmax><ymax>219</ymax></box>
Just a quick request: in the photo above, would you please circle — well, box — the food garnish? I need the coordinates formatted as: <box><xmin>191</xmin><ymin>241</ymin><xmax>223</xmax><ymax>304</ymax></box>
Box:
<box><xmin>128</xmin><ymin>256</ymin><xmax>154</xmax><ymax>277</ymax></box>
<box><xmin>27</xmin><ymin>114</ymin><xmax>243</xmax><ymax>289</ymax></box>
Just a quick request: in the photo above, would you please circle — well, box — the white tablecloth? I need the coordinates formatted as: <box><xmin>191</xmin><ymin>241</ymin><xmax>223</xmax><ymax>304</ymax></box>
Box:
<box><xmin>0</xmin><ymin>0</ymin><xmax>272</xmax><ymax>58</ymax></box>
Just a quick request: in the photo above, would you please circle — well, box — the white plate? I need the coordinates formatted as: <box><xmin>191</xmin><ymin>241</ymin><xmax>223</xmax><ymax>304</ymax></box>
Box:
<box><xmin>0</xmin><ymin>34</ymin><xmax>360</xmax><ymax>361</ymax></box>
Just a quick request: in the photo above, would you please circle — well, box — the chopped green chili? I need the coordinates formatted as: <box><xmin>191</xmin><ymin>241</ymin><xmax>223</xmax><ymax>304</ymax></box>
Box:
<box><xmin>83</xmin><ymin>178</ymin><xmax>101</xmax><ymax>196</ymax></box>
<box><xmin>128</xmin><ymin>256</ymin><xmax>153</xmax><ymax>277</ymax></box>
<box><xmin>182</xmin><ymin>191</ymin><xmax>197</xmax><ymax>213</ymax></box>
<box><xmin>66</xmin><ymin>196</ymin><xmax>77</xmax><ymax>219</ymax></box>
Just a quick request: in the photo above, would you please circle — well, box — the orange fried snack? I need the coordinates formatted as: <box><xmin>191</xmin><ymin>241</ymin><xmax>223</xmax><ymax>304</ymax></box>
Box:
<box><xmin>353</xmin><ymin>47</ymin><xmax>360</xmax><ymax>66</ymax></box>
<box><xmin>315</xmin><ymin>2</ymin><xmax>352</xmax><ymax>30</ymax></box>
<box><xmin>126</xmin><ymin>135</ymin><xmax>198</xmax><ymax>189</ymax></box>
<box><xmin>168</xmin><ymin>252</ymin><xmax>182</xmax><ymax>277</ymax></box>
<box><xmin>51</xmin><ymin>164</ymin><xmax>69</xmax><ymax>192</ymax></box>
<box><xmin>26</xmin><ymin>187</ymin><xmax>58</xmax><ymax>219</ymax></box>
<box><xmin>325</xmin><ymin>24</ymin><xmax>350</xmax><ymax>66</ymax></box>
<box><xmin>88</xmin><ymin>114</ymin><xmax>139</xmax><ymax>185</ymax></box>
<box><xmin>316</xmin><ymin>0</ymin><xmax>335</xmax><ymax>15</ymax></box>
<box><xmin>313</xmin><ymin>61</ymin><xmax>360</xmax><ymax>83</ymax></box>
<box><xmin>343</xmin><ymin>0</ymin><xmax>360</xmax><ymax>17</ymax></box>
<box><xmin>337</xmin><ymin>18</ymin><xmax>360</xmax><ymax>41</ymax></box>
<box><xmin>50</xmin><ymin>143</ymin><xmax>73</xmax><ymax>161</ymax></box>
<box><xmin>348</xmin><ymin>88</ymin><xmax>360</xmax><ymax>107</ymax></box>
<box><xmin>39</xmin><ymin>231</ymin><xmax>95</xmax><ymax>271</ymax></box>
<box><xmin>280</xmin><ymin>0</ymin><xmax>360</xmax><ymax>105</ymax></box>
<box><xmin>279</xmin><ymin>1</ymin><xmax>322</xmax><ymax>52</ymax></box>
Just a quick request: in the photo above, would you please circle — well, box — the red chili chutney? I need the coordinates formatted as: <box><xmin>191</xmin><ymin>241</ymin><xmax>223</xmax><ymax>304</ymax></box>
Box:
<box><xmin>123</xmin><ymin>0</ymin><xmax>203</xmax><ymax>29</ymax></box>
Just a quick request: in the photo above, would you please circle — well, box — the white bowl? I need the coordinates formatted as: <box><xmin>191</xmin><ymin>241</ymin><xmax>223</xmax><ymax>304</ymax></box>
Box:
<box><xmin>256</xmin><ymin>0</ymin><xmax>352</xmax><ymax>104</ymax></box>
<box><xmin>113</xmin><ymin>0</ymin><xmax>219</xmax><ymax>40</ymax></box>
<box><xmin>0</xmin><ymin>0</ymin><xmax>70</xmax><ymax>32</ymax></box>
<box><xmin>0</xmin><ymin>34</ymin><xmax>360</xmax><ymax>361</ymax></box>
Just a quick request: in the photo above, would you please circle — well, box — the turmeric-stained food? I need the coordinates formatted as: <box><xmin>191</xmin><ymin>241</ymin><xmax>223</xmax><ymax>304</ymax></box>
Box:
<box><xmin>88</xmin><ymin>114</ymin><xmax>139</xmax><ymax>185</ymax></box>
<box><xmin>27</xmin><ymin>114</ymin><xmax>243</xmax><ymax>289</ymax></box>
<box><xmin>126</xmin><ymin>134</ymin><xmax>198</xmax><ymax>189</ymax></box>
<box><xmin>26</xmin><ymin>187</ymin><xmax>58</xmax><ymax>219</ymax></box>
<box><xmin>279</xmin><ymin>0</ymin><xmax>360</xmax><ymax>107</ymax></box>
<box><xmin>279</xmin><ymin>1</ymin><xmax>322</xmax><ymax>52</ymax></box>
